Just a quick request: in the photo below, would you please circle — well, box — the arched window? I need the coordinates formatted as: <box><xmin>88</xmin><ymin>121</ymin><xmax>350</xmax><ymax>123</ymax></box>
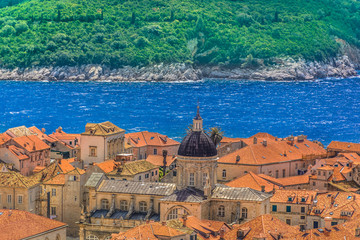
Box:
<box><xmin>86</xmin><ymin>235</ymin><xmax>99</xmax><ymax>240</ymax></box>
<box><xmin>101</xmin><ymin>199</ymin><xmax>109</xmax><ymax>210</ymax></box>
<box><xmin>241</xmin><ymin>207</ymin><xmax>248</xmax><ymax>219</ymax></box>
<box><xmin>218</xmin><ymin>205</ymin><xmax>225</xmax><ymax>217</ymax></box>
<box><xmin>139</xmin><ymin>201</ymin><xmax>147</xmax><ymax>212</ymax></box>
<box><xmin>56</xmin><ymin>234</ymin><xmax>61</xmax><ymax>240</ymax></box>
<box><xmin>166</xmin><ymin>207</ymin><xmax>189</xmax><ymax>220</ymax></box>
<box><xmin>120</xmin><ymin>200</ymin><xmax>128</xmax><ymax>211</ymax></box>
<box><xmin>167</xmin><ymin>208</ymin><xmax>178</xmax><ymax>220</ymax></box>
<box><xmin>104</xmin><ymin>236</ymin><xmax>112</xmax><ymax>240</ymax></box>
<box><xmin>222</xmin><ymin>169</ymin><xmax>226</xmax><ymax>178</ymax></box>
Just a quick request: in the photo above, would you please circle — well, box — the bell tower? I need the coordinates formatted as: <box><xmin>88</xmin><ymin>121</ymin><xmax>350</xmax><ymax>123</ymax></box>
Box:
<box><xmin>192</xmin><ymin>105</ymin><xmax>203</xmax><ymax>132</ymax></box>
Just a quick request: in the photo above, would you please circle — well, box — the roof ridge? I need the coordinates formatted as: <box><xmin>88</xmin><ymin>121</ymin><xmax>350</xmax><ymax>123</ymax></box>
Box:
<box><xmin>14</xmin><ymin>172</ymin><xmax>28</xmax><ymax>188</ymax></box>
<box><xmin>249</xmin><ymin>145</ymin><xmax>258</xmax><ymax>164</ymax></box>
<box><xmin>142</xmin><ymin>132</ymin><xmax>148</xmax><ymax>146</ymax></box>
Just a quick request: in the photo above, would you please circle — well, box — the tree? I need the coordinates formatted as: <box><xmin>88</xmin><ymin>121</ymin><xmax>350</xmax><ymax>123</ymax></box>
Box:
<box><xmin>56</xmin><ymin>4</ymin><xmax>65</xmax><ymax>22</ymax></box>
<box><xmin>208</xmin><ymin>127</ymin><xmax>224</xmax><ymax>147</ymax></box>
<box><xmin>131</xmin><ymin>12</ymin><xmax>136</xmax><ymax>24</ymax></box>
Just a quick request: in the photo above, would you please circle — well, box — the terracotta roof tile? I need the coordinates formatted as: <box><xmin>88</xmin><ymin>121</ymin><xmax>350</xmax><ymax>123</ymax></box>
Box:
<box><xmin>218</xmin><ymin>138</ymin><xmax>326</xmax><ymax>165</ymax></box>
<box><xmin>0</xmin><ymin>133</ymin><xmax>11</xmax><ymax>145</ymax></box>
<box><xmin>271</xmin><ymin>189</ymin><xmax>318</xmax><ymax>204</ymax></box>
<box><xmin>146</xmin><ymin>154</ymin><xmax>176</xmax><ymax>167</ymax></box>
<box><xmin>111</xmin><ymin>222</ymin><xmax>186</xmax><ymax>239</ymax></box>
<box><xmin>225</xmin><ymin>172</ymin><xmax>279</xmax><ymax>192</ymax></box>
<box><xmin>0</xmin><ymin>209</ymin><xmax>67</xmax><ymax>240</ymax></box>
<box><xmin>82</xmin><ymin>121</ymin><xmax>124</xmax><ymax>136</ymax></box>
<box><xmin>7</xmin><ymin>145</ymin><xmax>29</xmax><ymax>160</ymax></box>
<box><xmin>12</xmin><ymin>135</ymin><xmax>50</xmax><ymax>152</ymax></box>
<box><xmin>258</xmin><ymin>174</ymin><xmax>310</xmax><ymax>187</ymax></box>
<box><xmin>125</xmin><ymin>131</ymin><xmax>180</xmax><ymax>148</ymax></box>
<box><xmin>328</xmin><ymin>141</ymin><xmax>360</xmax><ymax>153</ymax></box>
<box><xmin>224</xmin><ymin>214</ymin><xmax>298</xmax><ymax>240</ymax></box>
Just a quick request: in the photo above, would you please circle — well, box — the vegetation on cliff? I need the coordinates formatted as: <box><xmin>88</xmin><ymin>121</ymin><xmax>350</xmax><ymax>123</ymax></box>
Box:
<box><xmin>0</xmin><ymin>0</ymin><xmax>359</xmax><ymax>68</ymax></box>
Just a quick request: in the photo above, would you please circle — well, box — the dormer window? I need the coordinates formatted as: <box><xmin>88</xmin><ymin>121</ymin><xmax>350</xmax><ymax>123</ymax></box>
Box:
<box><xmin>301</xmin><ymin>197</ymin><xmax>306</xmax><ymax>202</ymax></box>
<box><xmin>288</xmin><ymin>197</ymin><xmax>293</xmax><ymax>201</ymax></box>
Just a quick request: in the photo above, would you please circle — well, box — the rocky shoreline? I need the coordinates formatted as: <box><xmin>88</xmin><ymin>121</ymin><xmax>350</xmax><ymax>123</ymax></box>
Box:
<box><xmin>0</xmin><ymin>55</ymin><xmax>358</xmax><ymax>82</ymax></box>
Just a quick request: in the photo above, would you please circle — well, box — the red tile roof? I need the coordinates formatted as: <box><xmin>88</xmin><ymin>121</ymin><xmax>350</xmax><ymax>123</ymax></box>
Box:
<box><xmin>226</xmin><ymin>172</ymin><xmax>279</xmax><ymax>192</ymax></box>
<box><xmin>0</xmin><ymin>133</ymin><xmax>11</xmax><ymax>145</ymax></box>
<box><xmin>0</xmin><ymin>209</ymin><xmax>67</xmax><ymax>240</ymax></box>
<box><xmin>7</xmin><ymin>145</ymin><xmax>29</xmax><ymax>160</ymax></box>
<box><xmin>146</xmin><ymin>154</ymin><xmax>176</xmax><ymax>167</ymax></box>
<box><xmin>111</xmin><ymin>222</ymin><xmax>186</xmax><ymax>239</ymax></box>
<box><xmin>181</xmin><ymin>215</ymin><xmax>230</xmax><ymax>239</ymax></box>
<box><xmin>328</xmin><ymin>141</ymin><xmax>360</xmax><ymax>153</ymax></box>
<box><xmin>271</xmin><ymin>189</ymin><xmax>318</xmax><ymax>204</ymax></box>
<box><xmin>125</xmin><ymin>131</ymin><xmax>180</xmax><ymax>147</ymax></box>
<box><xmin>223</xmin><ymin>214</ymin><xmax>298</xmax><ymax>240</ymax></box>
<box><xmin>12</xmin><ymin>135</ymin><xmax>50</xmax><ymax>152</ymax></box>
<box><xmin>218</xmin><ymin>138</ymin><xmax>326</xmax><ymax>165</ymax></box>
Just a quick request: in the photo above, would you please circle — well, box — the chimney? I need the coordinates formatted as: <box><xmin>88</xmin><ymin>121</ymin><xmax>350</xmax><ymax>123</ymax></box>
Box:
<box><xmin>237</xmin><ymin>229</ymin><xmax>245</xmax><ymax>239</ymax></box>
<box><xmin>161</xmin><ymin>221</ymin><xmax>166</xmax><ymax>226</ymax></box>
<box><xmin>162</xmin><ymin>150</ymin><xmax>168</xmax><ymax>172</ymax></box>
<box><xmin>253</xmin><ymin>137</ymin><xmax>257</xmax><ymax>144</ymax></box>
<box><xmin>262</xmin><ymin>139</ymin><xmax>267</xmax><ymax>147</ymax></box>
<box><xmin>41</xmin><ymin>128</ymin><xmax>46</xmax><ymax>133</ymax></box>
<box><xmin>261</xmin><ymin>185</ymin><xmax>265</xmax><ymax>192</ymax></box>
<box><xmin>324</xmin><ymin>217</ymin><xmax>332</xmax><ymax>229</ymax></box>
<box><xmin>219</xmin><ymin>229</ymin><xmax>225</xmax><ymax>240</ymax></box>
<box><xmin>182</xmin><ymin>214</ymin><xmax>188</xmax><ymax>226</ymax></box>
<box><xmin>236</xmin><ymin>155</ymin><xmax>240</xmax><ymax>163</ymax></box>
<box><xmin>355</xmin><ymin>225</ymin><xmax>360</xmax><ymax>237</ymax></box>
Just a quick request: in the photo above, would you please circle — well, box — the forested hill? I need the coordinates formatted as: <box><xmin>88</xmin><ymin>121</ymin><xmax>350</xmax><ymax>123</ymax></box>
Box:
<box><xmin>0</xmin><ymin>0</ymin><xmax>359</xmax><ymax>69</ymax></box>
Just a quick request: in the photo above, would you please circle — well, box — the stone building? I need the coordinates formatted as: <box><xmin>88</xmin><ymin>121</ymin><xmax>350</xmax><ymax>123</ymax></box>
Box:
<box><xmin>0</xmin><ymin>135</ymin><xmax>50</xmax><ymax>176</ymax></box>
<box><xmin>78</xmin><ymin>107</ymin><xmax>271</xmax><ymax>240</ymax></box>
<box><xmin>217</xmin><ymin>134</ymin><xmax>327</xmax><ymax>183</ymax></box>
<box><xmin>80</xmin><ymin>121</ymin><xmax>125</xmax><ymax>166</ymax></box>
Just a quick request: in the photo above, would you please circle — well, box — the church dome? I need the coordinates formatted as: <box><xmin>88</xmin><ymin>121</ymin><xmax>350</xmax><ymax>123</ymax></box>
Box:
<box><xmin>178</xmin><ymin>130</ymin><xmax>217</xmax><ymax>157</ymax></box>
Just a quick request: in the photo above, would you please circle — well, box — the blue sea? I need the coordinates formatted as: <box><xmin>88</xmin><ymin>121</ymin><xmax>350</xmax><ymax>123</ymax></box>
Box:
<box><xmin>1</xmin><ymin>77</ymin><xmax>360</xmax><ymax>146</ymax></box>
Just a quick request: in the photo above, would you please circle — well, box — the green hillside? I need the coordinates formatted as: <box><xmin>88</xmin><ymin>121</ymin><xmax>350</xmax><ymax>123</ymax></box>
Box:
<box><xmin>0</xmin><ymin>0</ymin><xmax>359</xmax><ymax>68</ymax></box>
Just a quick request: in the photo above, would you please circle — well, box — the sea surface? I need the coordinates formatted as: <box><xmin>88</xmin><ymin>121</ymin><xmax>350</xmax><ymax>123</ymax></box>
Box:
<box><xmin>1</xmin><ymin>77</ymin><xmax>360</xmax><ymax>146</ymax></box>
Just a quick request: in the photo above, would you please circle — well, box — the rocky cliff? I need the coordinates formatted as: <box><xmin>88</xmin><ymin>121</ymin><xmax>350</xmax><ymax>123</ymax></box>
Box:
<box><xmin>0</xmin><ymin>55</ymin><xmax>358</xmax><ymax>82</ymax></box>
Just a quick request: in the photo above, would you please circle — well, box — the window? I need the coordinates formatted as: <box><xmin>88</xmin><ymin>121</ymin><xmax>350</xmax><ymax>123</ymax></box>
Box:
<box><xmin>167</xmin><ymin>208</ymin><xmax>178</xmax><ymax>220</ymax></box>
<box><xmin>218</xmin><ymin>205</ymin><xmax>225</xmax><ymax>217</ymax></box>
<box><xmin>202</xmin><ymin>173</ymin><xmax>208</xmax><ymax>186</ymax></box>
<box><xmin>222</xmin><ymin>169</ymin><xmax>226</xmax><ymax>178</ymax></box>
<box><xmin>300</xmin><ymin>225</ymin><xmax>305</xmax><ymax>231</ymax></box>
<box><xmin>139</xmin><ymin>201</ymin><xmax>147</xmax><ymax>212</ymax></box>
<box><xmin>101</xmin><ymin>199</ymin><xmax>109</xmax><ymax>210</ymax></box>
<box><xmin>282</xmin><ymin>169</ymin><xmax>286</xmax><ymax>177</ymax></box>
<box><xmin>189</xmin><ymin>173</ymin><xmax>195</xmax><ymax>186</ymax></box>
<box><xmin>152</xmin><ymin>172</ymin><xmax>154</xmax><ymax>176</ymax></box>
<box><xmin>286</xmin><ymin>206</ymin><xmax>291</xmax><ymax>213</ymax></box>
<box><xmin>89</xmin><ymin>146</ymin><xmax>97</xmax><ymax>157</ymax></box>
<box><xmin>139</xmin><ymin>176</ymin><xmax>142</xmax><ymax>181</ymax></box>
<box><xmin>295</xmin><ymin>163</ymin><xmax>298</xmax><ymax>169</ymax></box>
<box><xmin>17</xmin><ymin>195</ymin><xmax>23</xmax><ymax>204</ymax></box>
<box><xmin>323</xmin><ymin>172</ymin><xmax>325</xmax><ymax>176</ymax></box>
<box><xmin>313</xmin><ymin>181</ymin><xmax>316</xmax><ymax>186</ymax></box>
<box><xmin>155</xmin><ymin>170</ymin><xmax>158</xmax><ymax>175</ymax></box>
<box><xmin>301</xmin><ymin>216</ymin><xmax>305</xmax><ymax>219</ymax></box>
<box><xmin>69</xmin><ymin>176</ymin><xmax>77</xmax><ymax>181</ymax></box>
<box><xmin>51</xmin><ymin>206</ymin><xmax>56</xmax><ymax>215</ymax></box>
<box><xmin>241</xmin><ymin>207</ymin><xmax>248</xmax><ymax>219</ymax></box>
<box><xmin>7</xmin><ymin>195</ymin><xmax>11</xmax><ymax>203</ymax></box>
<box><xmin>276</xmin><ymin>170</ymin><xmax>279</xmax><ymax>178</ymax></box>
<box><xmin>145</xmin><ymin>173</ymin><xmax>149</xmax><ymax>179</ymax></box>
<box><xmin>286</xmin><ymin>219</ymin><xmax>291</xmax><ymax>225</ymax></box>
<box><xmin>301</xmin><ymin>207</ymin><xmax>305</xmax><ymax>213</ymax></box>
<box><xmin>52</xmin><ymin>189</ymin><xmax>56</xmax><ymax>196</ymax></box>
<box><xmin>272</xmin><ymin>205</ymin><xmax>277</xmax><ymax>212</ymax></box>
<box><xmin>120</xmin><ymin>200</ymin><xmax>128</xmax><ymax>211</ymax></box>
<box><xmin>154</xmin><ymin>149</ymin><xmax>157</xmax><ymax>155</ymax></box>
<box><xmin>313</xmin><ymin>221</ymin><xmax>319</xmax><ymax>229</ymax></box>
<box><xmin>86</xmin><ymin>235</ymin><xmax>99</xmax><ymax>240</ymax></box>
<box><xmin>331</xmin><ymin>222</ymin><xmax>338</xmax><ymax>226</ymax></box>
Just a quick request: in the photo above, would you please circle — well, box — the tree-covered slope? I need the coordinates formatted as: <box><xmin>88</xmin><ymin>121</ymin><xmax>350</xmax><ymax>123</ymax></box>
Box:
<box><xmin>0</xmin><ymin>0</ymin><xmax>359</xmax><ymax>68</ymax></box>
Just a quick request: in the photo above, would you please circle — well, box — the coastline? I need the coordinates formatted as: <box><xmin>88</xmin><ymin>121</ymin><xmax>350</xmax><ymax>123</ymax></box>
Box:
<box><xmin>0</xmin><ymin>55</ymin><xmax>358</xmax><ymax>82</ymax></box>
